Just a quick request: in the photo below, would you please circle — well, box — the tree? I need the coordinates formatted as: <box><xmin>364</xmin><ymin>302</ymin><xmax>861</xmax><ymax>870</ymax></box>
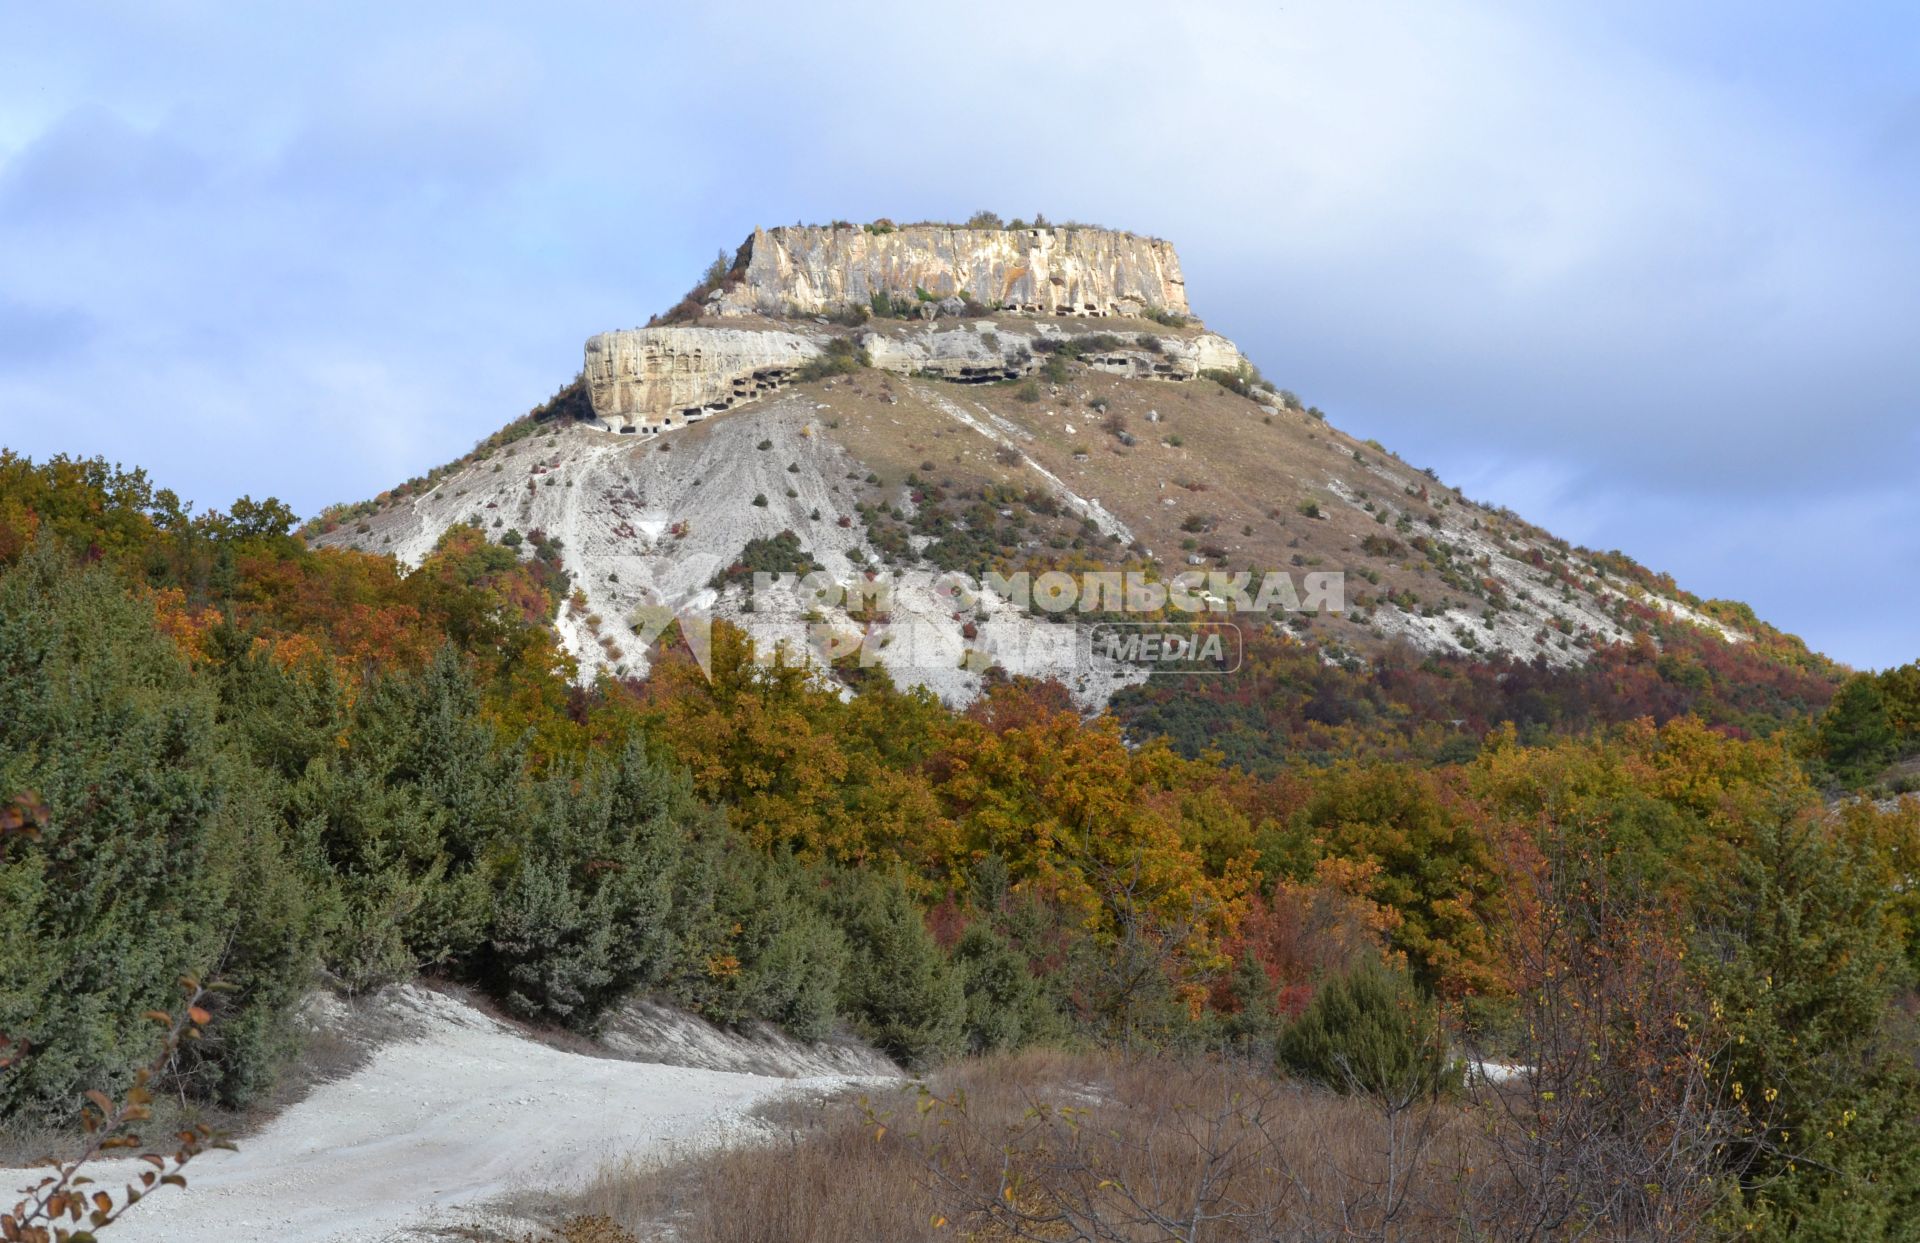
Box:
<box><xmin>1820</xmin><ymin>675</ymin><xmax>1898</xmax><ymax>787</ymax></box>
<box><xmin>676</xmin><ymin>847</ymin><xmax>849</xmax><ymax>1041</ymax></box>
<box><xmin>288</xmin><ymin>647</ymin><xmax>517</xmax><ymax>990</ymax></box>
<box><xmin>1700</xmin><ymin>793</ymin><xmax>1920</xmax><ymax>1238</ymax></box>
<box><xmin>1214</xmin><ymin>947</ymin><xmax>1281</xmax><ymax>1056</ymax></box>
<box><xmin>953</xmin><ymin>923</ymin><xmax>1054</xmax><ymax>1054</ymax></box>
<box><xmin>485</xmin><ymin>736</ymin><xmax>708</xmax><ymax>1029</ymax></box>
<box><xmin>0</xmin><ymin>544</ymin><xmax>318</xmax><ymax>1120</ymax></box>
<box><xmin>1298</xmin><ymin>764</ymin><xmax>1505</xmax><ymax>999</ymax></box>
<box><xmin>828</xmin><ymin>871</ymin><xmax>965</xmax><ymax>1066</ymax></box>
<box><xmin>1481</xmin><ymin>812</ymin><xmax>1741</xmax><ymax>1239</ymax></box>
<box><xmin>1276</xmin><ymin>963</ymin><xmax>1458</xmax><ymax>1101</ymax></box>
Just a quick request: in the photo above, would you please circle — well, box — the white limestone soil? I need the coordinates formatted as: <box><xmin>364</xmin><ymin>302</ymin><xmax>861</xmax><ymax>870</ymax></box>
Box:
<box><xmin>8</xmin><ymin>988</ymin><xmax>864</xmax><ymax>1243</ymax></box>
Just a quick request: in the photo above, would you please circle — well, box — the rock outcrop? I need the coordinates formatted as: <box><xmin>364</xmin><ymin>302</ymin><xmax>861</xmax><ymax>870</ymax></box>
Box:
<box><xmin>711</xmin><ymin>225</ymin><xmax>1188</xmax><ymax>320</ymax></box>
<box><xmin>584</xmin><ymin>323</ymin><xmax>1245</xmax><ymax>429</ymax></box>
<box><xmin>584</xmin><ymin>327</ymin><xmax>818</xmax><ymax>432</ymax></box>
<box><xmin>862</xmin><ymin>324</ymin><xmax>1244</xmax><ymax>384</ymax></box>
<box><xmin>582</xmin><ymin>222</ymin><xmax>1228</xmax><ymax>433</ymax></box>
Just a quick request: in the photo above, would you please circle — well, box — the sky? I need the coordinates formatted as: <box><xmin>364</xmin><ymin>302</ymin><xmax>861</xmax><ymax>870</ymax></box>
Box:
<box><xmin>1</xmin><ymin>1</ymin><xmax>1915</xmax><ymax>667</ymax></box>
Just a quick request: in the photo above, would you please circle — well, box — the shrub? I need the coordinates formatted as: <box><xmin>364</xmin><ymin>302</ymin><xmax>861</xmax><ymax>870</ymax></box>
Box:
<box><xmin>0</xmin><ymin>978</ymin><xmax>229</xmax><ymax>1235</ymax></box>
<box><xmin>823</xmin><ymin>303</ymin><xmax>871</xmax><ymax>327</ymax></box>
<box><xmin>1014</xmin><ymin>380</ymin><xmax>1042</xmax><ymax>404</ymax></box>
<box><xmin>798</xmin><ymin>337</ymin><xmax>871</xmax><ymax>382</ymax></box>
<box><xmin>709</xmin><ymin>532</ymin><xmax>820</xmax><ymax>588</ymax></box>
<box><xmin>1276</xmin><ymin>965</ymin><xmax>1458</xmax><ymax>1100</ymax></box>
<box><xmin>1200</xmin><ymin>361</ymin><xmax>1270</xmax><ymax>400</ymax></box>
<box><xmin>752</xmin><ymin>493</ymin><xmax>768</xmax><ymax>508</ymax></box>
<box><xmin>654</xmin><ymin>248</ymin><xmax>741</xmax><ymax>325</ymax></box>
<box><xmin>953</xmin><ymin>924</ymin><xmax>1055</xmax><ymax>1054</ymax></box>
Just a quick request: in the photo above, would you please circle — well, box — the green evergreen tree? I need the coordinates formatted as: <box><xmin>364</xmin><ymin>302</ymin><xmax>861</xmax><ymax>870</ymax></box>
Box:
<box><xmin>953</xmin><ymin>923</ymin><xmax>1055</xmax><ymax>1054</ymax></box>
<box><xmin>1217</xmin><ymin>948</ymin><xmax>1281</xmax><ymax>1056</ymax></box>
<box><xmin>1277</xmin><ymin>963</ymin><xmax>1459</xmax><ymax>1101</ymax></box>
<box><xmin>487</xmin><ymin>736</ymin><xmax>709</xmax><ymax>1029</ymax></box>
<box><xmin>828</xmin><ymin>870</ymin><xmax>965</xmax><ymax>1066</ymax></box>
<box><xmin>1820</xmin><ymin>675</ymin><xmax>1898</xmax><ymax>787</ymax></box>
<box><xmin>1702</xmin><ymin>795</ymin><xmax>1920</xmax><ymax>1239</ymax></box>
<box><xmin>678</xmin><ymin>847</ymin><xmax>849</xmax><ymax>1041</ymax></box>
<box><xmin>0</xmin><ymin>544</ymin><xmax>319</xmax><ymax>1119</ymax></box>
<box><xmin>289</xmin><ymin>647</ymin><xmax>516</xmax><ymax>989</ymax></box>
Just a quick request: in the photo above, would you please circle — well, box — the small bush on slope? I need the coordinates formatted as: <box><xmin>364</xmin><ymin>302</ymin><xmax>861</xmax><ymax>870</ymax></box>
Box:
<box><xmin>795</xmin><ymin>336</ymin><xmax>870</xmax><ymax>382</ymax></box>
<box><xmin>1276</xmin><ymin>963</ymin><xmax>1459</xmax><ymax>1101</ymax></box>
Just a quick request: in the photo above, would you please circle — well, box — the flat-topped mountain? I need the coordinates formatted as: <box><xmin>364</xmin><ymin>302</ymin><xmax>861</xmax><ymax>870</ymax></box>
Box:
<box><xmin>312</xmin><ymin>217</ymin><xmax>1801</xmax><ymax>705</ymax></box>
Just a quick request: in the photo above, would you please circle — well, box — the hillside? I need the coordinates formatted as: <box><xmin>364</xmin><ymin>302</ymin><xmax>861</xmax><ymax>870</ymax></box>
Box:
<box><xmin>309</xmin><ymin>221</ymin><xmax>1820</xmax><ymax>712</ymax></box>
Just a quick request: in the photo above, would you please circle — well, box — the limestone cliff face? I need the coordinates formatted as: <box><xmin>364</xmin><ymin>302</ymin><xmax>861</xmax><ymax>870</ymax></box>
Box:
<box><xmin>584</xmin><ymin>327</ymin><xmax>819</xmax><ymax>431</ymax></box>
<box><xmin>584</xmin><ymin>322</ymin><xmax>1245</xmax><ymax>430</ymax></box>
<box><xmin>712</xmin><ymin>225</ymin><xmax>1188</xmax><ymax>319</ymax></box>
<box><xmin>862</xmin><ymin>324</ymin><xmax>1243</xmax><ymax>383</ymax></box>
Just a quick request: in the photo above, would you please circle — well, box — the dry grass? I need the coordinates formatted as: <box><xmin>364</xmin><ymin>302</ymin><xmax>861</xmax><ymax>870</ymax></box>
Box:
<box><xmin>548</xmin><ymin>1049</ymin><xmax>1514</xmax><ymax>1243</ymax></box>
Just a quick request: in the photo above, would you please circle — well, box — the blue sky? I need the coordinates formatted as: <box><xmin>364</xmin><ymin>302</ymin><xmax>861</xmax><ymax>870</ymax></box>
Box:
<box><xmin>1</xmin><ymin>1</ymin><xmax>1915</xmax><ymax>667</ymax></box>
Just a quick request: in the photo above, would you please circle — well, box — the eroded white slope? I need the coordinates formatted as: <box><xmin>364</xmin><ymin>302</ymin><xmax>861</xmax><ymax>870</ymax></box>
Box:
<box><xmin>321</xmin><ymin>396</ymin><xmax>1149</xmax><ymax>706</ymax></box>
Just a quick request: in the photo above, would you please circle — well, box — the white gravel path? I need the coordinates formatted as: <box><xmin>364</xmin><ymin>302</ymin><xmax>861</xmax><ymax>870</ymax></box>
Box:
<box><xmin>7</xmin><ymin>988</ymin><xmax>865</xmax><ymax>1243</ymax></box>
